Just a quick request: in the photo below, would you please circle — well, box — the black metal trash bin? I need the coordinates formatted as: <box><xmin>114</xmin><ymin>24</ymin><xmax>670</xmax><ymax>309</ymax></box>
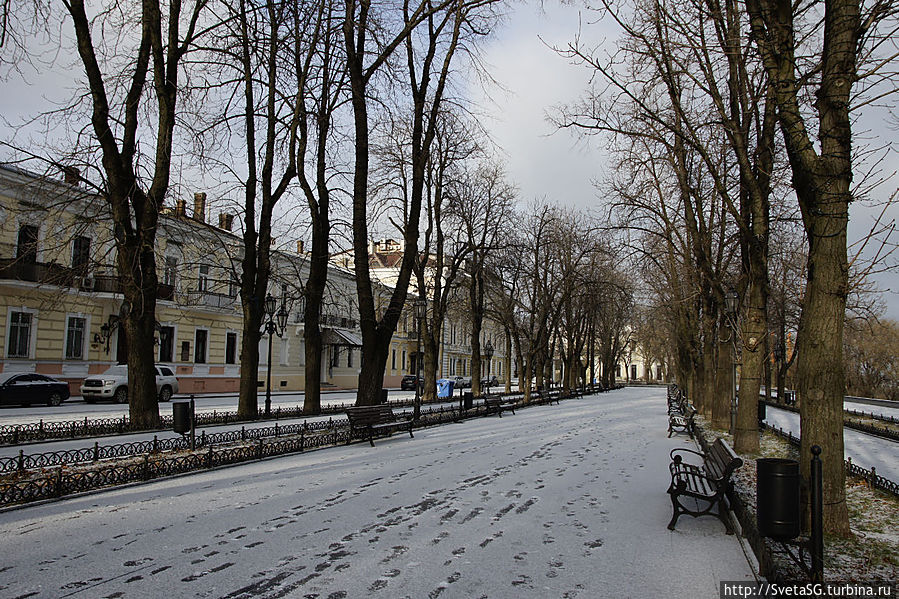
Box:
<box><xmin>173</xmin><ymin>400</ymin><xmax>192</xmax><ymax>434</ymax></box>
<box><xmin>757</xmin><ymin>458</ymin><xmax>800</xmax><ymax>540</ymax></box>
<box><xmin>758</xmin><ymin>400</ymin><xmax>767</xmax><ymax>423</ymax></box>
<box><xmin>463</xmin><ymin>392</ymin><xmax>473</xmax><ymax>411</ymax></box>
<box><xmin>380</xmin><ymin>389</ymin><xmax>388</xmax><ymax>405</ymax></box>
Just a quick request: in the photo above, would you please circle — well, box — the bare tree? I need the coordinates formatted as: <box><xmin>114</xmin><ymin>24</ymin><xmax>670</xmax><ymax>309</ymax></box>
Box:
<box><xmin>744</xmin><ymin>0</ymin><xmax>899</xmax><ymax>534</ymax></box>
<box><xmin>451</xmin><ymin>159</ymin><xmax>515</xmax><ymax>397</ymax></box>
<box><xmin>343</xmin><ymin>0</ymin><xmax>499</xmax><ymax>405</ymax></box>
<box><xmin>2</xmin><ymin>1</ymin><xmax>209</xmax><ymax>428</ymax></box>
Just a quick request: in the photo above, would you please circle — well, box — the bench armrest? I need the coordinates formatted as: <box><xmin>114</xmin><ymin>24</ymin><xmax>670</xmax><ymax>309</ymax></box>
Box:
<box><xmin>669</xmin><ymin>447</ymin><xmax>704</xmax><ymax>464</ymax></box>
<box><xmin>670</xmin><ymin>467</ymin><xmax>723</xmax><ymax>491</ymax></box>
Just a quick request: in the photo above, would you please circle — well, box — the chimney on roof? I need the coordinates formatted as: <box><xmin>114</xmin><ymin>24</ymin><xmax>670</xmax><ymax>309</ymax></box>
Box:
<box><xmin>193</xmin><ymin>192</ymin><xmax>207</xmax><ymax>222</ymax></box>
<box><xmin>175</xmin><ymin>199</ymin><xmax>187</xmax><ymax>217</ymax></box>
<box><xmin>62</xmin><ymin>166</ymin><xmax>80</xmax><ymax>186</ymax></box>
<box><xmin>297</xmin><ymin>240</ymin><xmax>304</xmax><ymax>254</ymax></box>
<box><xmin>218</xmin><ymin>212</ymin><xmax>234</xmax><ymax>231</ymax></box>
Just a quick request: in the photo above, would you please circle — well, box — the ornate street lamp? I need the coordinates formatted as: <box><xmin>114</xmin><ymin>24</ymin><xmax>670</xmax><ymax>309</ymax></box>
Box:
<box><xmin>262</xmin><ymin>293</ymin><xmax>289</xmax><ymax>417</ymax></box>
<box><xmin>484</xmin><ymin>339</ymin><xmax>494</xmax><ymax>396</ymax></box>
<box><xmin>413</xmin><ymin>294</ymin><xmax>427</xmax><ymax>421</ymax></box>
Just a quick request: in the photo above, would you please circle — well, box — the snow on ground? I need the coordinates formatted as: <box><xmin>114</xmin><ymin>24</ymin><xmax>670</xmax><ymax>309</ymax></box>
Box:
<box><xmin>0</xmin><ymin>387</ymin><xmax>758</xmax><ymax>599</ymax></box>
<box><xmin>843</xmin><ymin>399</ymin><xmax>899</xmax><ymax>420</ymax></box>
<box><xmin>764</xmin><ymin>405</ymin><xmax>899</xmax><ymax>482</ymax></box>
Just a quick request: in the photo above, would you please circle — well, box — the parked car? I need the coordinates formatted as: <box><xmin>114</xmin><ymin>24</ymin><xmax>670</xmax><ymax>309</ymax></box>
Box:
<box><xmin>480</xmin><ymin>375</ymin><xmax>499</xmax><ymax>387</ymax></box>
<box><xmin>400</xmin><ymin>374</ymin><xmax>423</xmax><ymax>391</ymax></box>
<box><xmin>452</xmin><ymin>375</ymin><xmax>472</xmax><ymax>389</ymax></box>
<box><xmin>0</xmin><ymin>372</ymin><xmax>70</xmax><ymax>407</ymax></box>
<box><xmin>80</xmin><ymin>365</ymin><xmax>179</xmax><ymax>404</ymax></box>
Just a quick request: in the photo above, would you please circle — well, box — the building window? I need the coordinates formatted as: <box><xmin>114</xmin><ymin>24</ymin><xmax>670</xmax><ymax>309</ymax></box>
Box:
<box><xmin>225</xmin><ymin>332</ymin><xmax>237</xmax><ymax>364</ymax></box>
<box><xmin>65</xmin><ymin>316</ymin><xmax>86</xmax><ymax>360</ymax></box>
<box><xmin>164</xmin><ymin>256</ymin><xmax>178</xmax><ymax>287</ymax></box>
<box><xmin>228</xmin><ymin>274</ymin><xmax>239</xmax><ymax>298</ymax></box>
<box><xmin>347</xmin><ymin>348</ymin><xmax>354</xmax><ymax>368</ymax></box>
<box><xmin>616</xmin><ymin>364</ymin><xmax>621</xmax><ymax>378</ymax></box>
<box><xmin>194</xmin><ymin>329</ymin><xmax>208</xmax><ymax>363</ymax></box>
<box><xmin>181</xmin><ymin>341</ymin><xmax>191</xmax><ymax>362</ymax></box>
<box><xmin>401</xmin><ymin>350</ymin><xmax>406</xmax><ymax>371</ymax></box>
<box><xmin>331</xmin><ymin>347</ymin><xmax>340</xmax><ymax>367</ymax></box>
<box><xmin>631</xmin><ymin>364</ymin><xmax>638</xmax><ymax>380</ymax></box>
<box><xmin>7</xmin><ymin>311</ymin><xmax>33</xmax><ymax>358</ymax></box>
<box><xmin>16</xmin><ymin>225</ymin><xmax>38</xmax><ymax>264</ymax></box>
<box><xmin>391</xmin><ymin>349</ymin><xmax>396</xmax><ymax>370</ymax></box>
<box><xmin>159</xmin><ymin>326</ymin><xmax>175</xmax><ymax>363</ymax></box>
<box><xmin>198</xmin><ymin>265</ymin><xmax>210</xmax><ymax>292</ymax></box>
<box><xmin>72</xmin><ymin>236</ymin><xmax>91</xmax><ymax>275</ymax></box>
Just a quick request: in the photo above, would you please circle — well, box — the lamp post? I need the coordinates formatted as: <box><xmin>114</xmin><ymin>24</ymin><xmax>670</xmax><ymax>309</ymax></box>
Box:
<box><xmin>413</xmin><ymin>294</ymin><xmax>427</xmax><ymax>421</ymax></box>
<box><xmin>484</xmin><ymin>339</ymin><xmax>494</xmax><ymax>396</ymax></box>
<box><xmin>262</xmin><ymin>293</ymin><xmax>289</xmax><ymax>417</ymax></box>
<box><xmin>724</xmin><ymin>288</ymin><xmax>739</xmax><ymax>435</ymax></box>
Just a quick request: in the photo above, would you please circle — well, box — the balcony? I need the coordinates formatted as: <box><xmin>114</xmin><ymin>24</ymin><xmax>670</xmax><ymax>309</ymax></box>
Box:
<box><xmin>0</xmin><ymin>258</ymin><xmax>175</xmax><ymax>300</ymax></box>
<box><xmin>0</xmin><ymin>258</ymin><xmax>77</xmax><ymax>287</ymax></box>
<box><xmin>184</xmin><ymin>289</ymin><xmax>238</xmax><ymax>309</ymax></box>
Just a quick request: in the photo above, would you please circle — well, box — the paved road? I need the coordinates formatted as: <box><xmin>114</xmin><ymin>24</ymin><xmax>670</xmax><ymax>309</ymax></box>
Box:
<box><xmin>0</xmin><ymin>387</ymin><xmax>757</xmax><ymax>598</ymax></box>
<box><xmin>764</xmin><ymin>404</ymin><xmax>899</xmax><ymax>482</ymax></box>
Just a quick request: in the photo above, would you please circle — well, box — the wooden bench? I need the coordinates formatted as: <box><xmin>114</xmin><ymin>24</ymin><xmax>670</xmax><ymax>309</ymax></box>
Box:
<box><xmin>667</xmin><ymin>403</ymin><xmax>697</xmax><ymax>438</ymax></box>
<box><xmin>484</xmin><ymin>397</ymin><xmax>516</xmax><ymax>417</ymax></box>
<box><xmin>667</xmin><ymin>438</ymin><xmax>743</xmax><ymax>533</ymax></box>
<box><xmin>345</xmin><ymin>405</ymin><xmax>413</xmax><ymax>447</ymax></box>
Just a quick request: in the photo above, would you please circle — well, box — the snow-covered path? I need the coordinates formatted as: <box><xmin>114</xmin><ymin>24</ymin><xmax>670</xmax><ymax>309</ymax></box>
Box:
<box><xmin>0</xmin><ymin>387</ymin><xmax>757</xmax><ymax>599</ymax></box>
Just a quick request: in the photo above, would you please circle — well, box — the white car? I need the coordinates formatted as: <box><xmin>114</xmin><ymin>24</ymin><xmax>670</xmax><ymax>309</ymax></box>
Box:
<box><xmin>80</xmin><ymin>364</ymin><xmax>179</xmax><ymax>404</ymax></box>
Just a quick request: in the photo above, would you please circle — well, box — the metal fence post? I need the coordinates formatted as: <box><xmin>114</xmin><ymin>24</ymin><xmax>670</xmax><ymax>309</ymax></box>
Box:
<box><xmin>810</xmin><ymin>445</ymin><xmax>824</xmax><ymax>583</ymax></box>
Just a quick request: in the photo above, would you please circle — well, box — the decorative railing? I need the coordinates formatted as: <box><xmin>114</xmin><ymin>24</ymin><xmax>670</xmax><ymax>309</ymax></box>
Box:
<box><xmin>760</xmin><ymin>422</ymin><xmax>898</xmax><ymax>498</ymax></box>
<box><xmin>0</xmin><ymin>385</ymin><xmax>617</xmax><ymax>506</ymax></box>
<box><xmin>0</xmin><ymin>259</ymin><xmax>175</xmax><ymax>300</ymax></box>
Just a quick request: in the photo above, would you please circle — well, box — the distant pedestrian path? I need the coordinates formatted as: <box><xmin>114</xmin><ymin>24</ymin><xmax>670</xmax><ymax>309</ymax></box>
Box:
<box><xmin>0</xmin><ymin>387</ymin><xmax>757</xmax><ymax>598</ymax></box>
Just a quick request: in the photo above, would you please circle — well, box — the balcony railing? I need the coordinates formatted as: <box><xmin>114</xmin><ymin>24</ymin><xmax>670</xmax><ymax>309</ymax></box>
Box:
<box><xmin>184</xmin><ymin>289</ymin><xmax>238</xmax><ymax>309</ymax></box>
<box><xmin>0</xmin><ymin>258</ymin><xmax>175</xmax><ymax>300</ymax></box>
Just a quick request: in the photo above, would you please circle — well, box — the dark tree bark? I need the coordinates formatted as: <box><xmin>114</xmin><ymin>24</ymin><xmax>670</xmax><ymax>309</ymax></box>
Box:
<box><xmin>66</xmin><ymin>0</ymin><xmax>207</xmax><ymax>429</ymax></box>
<box><xmin>745</xmin><ymin>0</ymin><xmax>867</xmax><ymax>535</ymax></box>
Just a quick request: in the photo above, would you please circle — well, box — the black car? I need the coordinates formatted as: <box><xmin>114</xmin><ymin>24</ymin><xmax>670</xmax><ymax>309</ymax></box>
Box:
<box><xmin>481</xmin><ymin>375</ymin><xmax>499</xmax><ymax>387</ymax></box>
<box><xmin>0</xmin><ymin>372</ymin><xmax>70</xmax><ymax>407</ymax></box>
<box><xmin>400</xmin><ymin>375</ymin><xmax>423</xmax><ymax>391</ymax></box>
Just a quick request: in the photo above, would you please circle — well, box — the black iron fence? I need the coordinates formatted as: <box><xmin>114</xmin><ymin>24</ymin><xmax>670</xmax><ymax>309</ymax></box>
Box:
<box><xmin>0</xmin><ymin>386</ymin><xmax>610</xmax><ymax>506</ymax></box>
<box><xmin>0</xmin><ymin>400</ymin><xmax>397</xmax><ymax>446</ymax></box>
<box><xmin>761</xmin><ymin>400</ymin><xmax>899</xmax><ymax>442</ymax></box>
<box><xmin>760</xmin><ymin>422</ymin><xmax>899</xmax><ymax>498</ymax></box>
<box><xmin>0</xmin><ymin>418</ymin><xmax>340</xmax><ymax>475</ymax></box>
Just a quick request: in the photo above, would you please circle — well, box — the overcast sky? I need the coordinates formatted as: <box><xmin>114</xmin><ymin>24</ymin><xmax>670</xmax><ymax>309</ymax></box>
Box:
<box><xmin>471</xmin><ymin>2</ymin><xmax>899</xmax><ymax>319</ymax></box>
<box><xmin>1</xmin><ymin>2</ymin><xmax>897</xmax><ymax>317</ymax></box>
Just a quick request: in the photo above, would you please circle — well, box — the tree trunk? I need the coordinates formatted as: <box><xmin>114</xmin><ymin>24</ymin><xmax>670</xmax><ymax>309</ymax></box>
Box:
<box><xmin>713</xmin><ymin>327</ymin><xmax>733</xmax><ymax>430</ymax></box>
<box><xmin>798</xmin><ymin>219</ymin><xmax>850</xmax><ymax>535</ymax></box>
<box><xmin>238</xmin><ymin>304</ymin><xmax>263</xmax><ymax>419</ymax></box>
<box><xmin>734</xmin><ymin>279</ymin><xmax>766</xmax><ymax>453</ymax></box>
<box><xmin>125</xmin><ymin>304</ymin><xmax>160</xmax><ymax>429</ymax></box>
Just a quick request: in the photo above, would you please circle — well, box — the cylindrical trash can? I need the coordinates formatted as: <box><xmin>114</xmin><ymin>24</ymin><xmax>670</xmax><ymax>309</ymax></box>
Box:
<box><xmin>757</xmin><ymin>400</ymin><xmax>767</xmax><ymax>423</ymax></box>
<box><xmin>757</xmin><ymin>458</ymin><xmax>800</xmax><ymax>540</ymax></box>
<box><xmin>173</xmin><ymin>400</ymin><xmax>191</xmax><ymax>434</ymax></box>
<box><xmin>381</xmin><ymin>389</ymin><xmax>388</xmax><ymax>404</ymax></box>
<box><xmin>463</xmin><ymin>392</ymin><xmax>473</xmax><ymax>411</ymax></box>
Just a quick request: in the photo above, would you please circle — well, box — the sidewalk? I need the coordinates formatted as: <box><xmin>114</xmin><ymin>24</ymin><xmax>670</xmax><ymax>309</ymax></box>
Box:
<box><xmin>0</xmin><ymin>386</ymin><xmax>758</xmax><ymax>598</ymax></box>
